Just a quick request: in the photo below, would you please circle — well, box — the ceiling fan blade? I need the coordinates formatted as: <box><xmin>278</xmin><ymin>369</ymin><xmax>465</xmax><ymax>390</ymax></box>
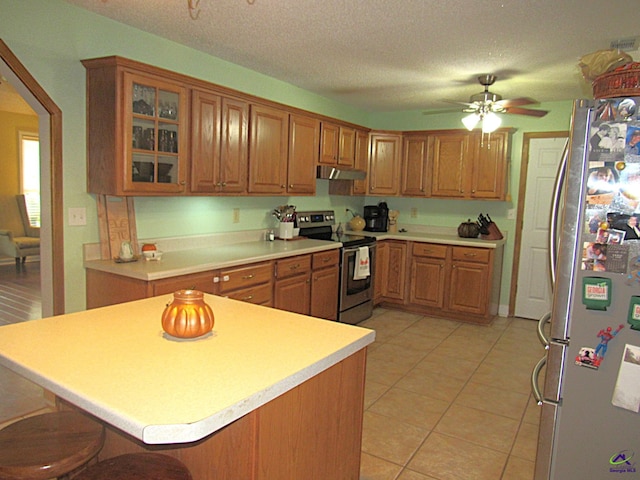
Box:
<box><xmin>502</xmin><ymin>106</ymin><xmax>548</xmax><ymax>117</ymax></box>
<box><xmin>442</xmin><ymin>99</ymin><xmax>477</xmax><ymax>108</ymax></box>
<box><xmin>497</xmin><ymin>97</ymin><xmax>536</xmax><ymax>108</ymax></box>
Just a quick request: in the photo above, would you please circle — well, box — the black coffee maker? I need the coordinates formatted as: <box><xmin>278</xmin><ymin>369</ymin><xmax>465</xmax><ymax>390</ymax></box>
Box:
<box><xmin>364</xmin><ymin>202</ymin><xmax>389</xmax><ymax>232</ymax></box>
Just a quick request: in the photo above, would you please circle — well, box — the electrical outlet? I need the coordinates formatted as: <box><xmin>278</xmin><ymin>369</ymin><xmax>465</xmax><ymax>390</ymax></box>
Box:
<box><xmin>410</xmin><ymin>207</ymin><xmax>418</xmax><ymax>218</ymax></box>
<box><xmin>68</xmin><ymin>207</ymin><xmax>86</xmax><ymax>226</ymax></box>
<box><xmin>233</xmin><ymin>208</ymin><xmax>240</xmax><ymax>223</ymax></box>
<box><xmin>507</xmin><ymin>208</ymin><xmax>516</xmax><ymax>220</ymax></box>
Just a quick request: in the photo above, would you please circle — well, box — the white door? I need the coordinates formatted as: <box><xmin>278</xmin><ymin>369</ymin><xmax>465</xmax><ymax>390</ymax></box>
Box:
<box><xmin>515</xmin><ymin>136</ymin><xmax>567</xmax><ymax>319</ymax></box>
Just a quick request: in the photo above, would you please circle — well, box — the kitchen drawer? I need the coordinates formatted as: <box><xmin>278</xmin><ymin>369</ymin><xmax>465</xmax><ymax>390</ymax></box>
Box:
<box><xmin>218</xmin><ymin>261</ymin><xmax>273</xmax><ymax>293</ymax></box>
<box><xmin>224</xmin><ymin>282</ymin><xmax>273</xmax><ymax>306</ymax></box>
<box><xmin>276</xmin><ymin>254</ymin><xmax>312</xmax><ymax>279</ymax></box>
<box><xmin>412</xmin><ymin>243</ymin><xmax>447</xmax><ymax>259</ymax></box>
<box><xmin>451</xmin><ymin>246</ymin><xmax>490</xmax><ymax>264</ymax></box>
<box><xmin>312</xmin><ymin>249</ymin><xmax>339</xmax><ymax>269</ymax></box>
<box><xmin>152</xmin><ymin>271</ymin><xmax>218</xmax><ymax>296</ymax></box>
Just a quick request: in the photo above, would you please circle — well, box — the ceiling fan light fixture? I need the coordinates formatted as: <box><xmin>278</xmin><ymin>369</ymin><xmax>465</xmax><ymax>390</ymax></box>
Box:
<box><xmin>462</xmin><ymin>113</ymin><xmax>480</xmax><ymax>131</ymax></box>
<box><xmin>481</xmin><ymin>111</ymin><xmax>502</xmax><ymax>133</ymax></box>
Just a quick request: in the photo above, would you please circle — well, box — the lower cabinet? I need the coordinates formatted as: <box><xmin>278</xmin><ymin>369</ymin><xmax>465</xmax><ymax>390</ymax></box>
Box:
<box><xmin>310</xmin><ymin>250</ymin><xmax>339</xmax><ymax>321</ymax></box>
<box><xmin>409</xmin><ymin>243</ymin><xmax>446</xmax><ymax>308</ymax></box>
<box><xmin>274</xmin><ymin>255</ymin><xmax>312</xmax><ymax>315</ymax></box>
<box><xmin>377</xmin><ymin>240</ymin><xmax>503</xmax><ymax>324</ymax></box>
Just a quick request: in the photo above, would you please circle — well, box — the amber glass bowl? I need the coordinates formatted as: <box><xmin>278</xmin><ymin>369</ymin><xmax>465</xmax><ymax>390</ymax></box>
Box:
<box><xmin>161</xmin><ymin>290</ymin><xmax>215</xmax><ymax>338</ymax></box>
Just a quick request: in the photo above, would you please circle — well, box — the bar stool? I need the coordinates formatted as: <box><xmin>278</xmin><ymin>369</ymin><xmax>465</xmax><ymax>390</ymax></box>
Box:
<box><xmin>73</xmin><ymin>453</ymin><xmax>193</xmax><ymax>479</ymax></box>
<box><xmin>0</xmin><ymin>410</ymin><xmax>105</xmax><ymax>479</ymax></box>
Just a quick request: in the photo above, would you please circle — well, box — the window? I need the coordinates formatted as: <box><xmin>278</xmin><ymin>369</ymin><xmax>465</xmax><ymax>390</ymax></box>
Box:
<box><xmin>18</xmin><ymin>131</ymin><xmax>40</xmax><ymax>227</ymax></box>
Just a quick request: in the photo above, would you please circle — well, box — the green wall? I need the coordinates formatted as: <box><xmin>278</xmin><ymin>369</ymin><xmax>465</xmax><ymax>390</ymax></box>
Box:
<box><xmin>1</xmin><ymin>0</ymin><xmax>574</xmax><ymax>314</ymax></box>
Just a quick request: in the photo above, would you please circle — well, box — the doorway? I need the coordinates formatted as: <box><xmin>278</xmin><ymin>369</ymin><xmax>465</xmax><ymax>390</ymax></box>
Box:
<box><xmin>0</xmin><ymin>39</ymin><xmax>64</xmax><ymax>317</ymax></box>
<box><xmin>510</xmin><ymin>132</ymin><xmax>569</xmax><ymax>319</ymax></box>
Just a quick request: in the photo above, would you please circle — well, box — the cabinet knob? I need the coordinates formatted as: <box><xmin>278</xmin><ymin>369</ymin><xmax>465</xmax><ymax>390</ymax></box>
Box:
<box><xmin>180</xmin><ymin>180</ymin><xmax>186</xmax><ymax>185</ymax></box>
<box><xmin>242</xmin><ymin>295</ymin><xmax>254</xmax><ymax>301</ymax></box>
<box><xmin>242</xmin><ymin>274</ymin><xmax>255</xmax><ymax>279</ymax></box>
<box><xmin>221</xmin><ymin>182</ymin><xmax>227</xmax><ymax>187</ymax></box>
<box><xmin>280</xmin><ymin>184</ymin><xmax>286</xmax><ymax>189</ymax></box>
<box><xmin>289</xmin><ymin>184</ymin><xmax>294</xmax><ymax>188</ymax></box>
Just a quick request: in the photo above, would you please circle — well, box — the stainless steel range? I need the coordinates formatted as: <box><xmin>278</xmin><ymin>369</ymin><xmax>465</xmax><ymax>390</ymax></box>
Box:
<box><xmin>297</xmin><ymin>210</ymin><xmax>376</xmax><ymax>324</ymax></box>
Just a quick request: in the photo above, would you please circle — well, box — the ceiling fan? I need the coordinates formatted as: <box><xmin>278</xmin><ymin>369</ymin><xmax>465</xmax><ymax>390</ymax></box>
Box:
<box><xmin>439</xmin><ymin>74</ymin><xmax>549</xmax><ymax>133</ymax></box>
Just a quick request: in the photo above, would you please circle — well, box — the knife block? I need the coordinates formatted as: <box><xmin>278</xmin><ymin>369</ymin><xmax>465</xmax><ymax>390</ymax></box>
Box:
<box><xmin>480</xmin><ymin>222</ymin><xmax>503</xmax><ymax>240</ymax></box>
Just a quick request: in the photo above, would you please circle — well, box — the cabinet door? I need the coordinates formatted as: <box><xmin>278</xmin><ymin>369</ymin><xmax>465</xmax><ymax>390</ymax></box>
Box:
<box><xmin>447</xmin><ymin>260</ymin><xmax>490</xmax><ymax>315</ymax></box>
<box><xmin>124</xmin><ymin>72</ymin><xmax>188</xmax><ymax>194</ymax></box>
<box><xmin>219</xmin><ymin>97</ymin><xmax>249</xmax><ymax>193</ymax></box>
<box><xmin>288</xmin><ymin>114</ymin><xmax>319</xmax><ymax>194</ymax></box>
<box><xmin>430</xmin><ymin>132</ymin><xmax>469</xmax><ymax>198</ymax></box>
<box><xmin>470</xmin><ymin>131</ymin><xmax>507</xmax><ymax>200</ymax></box>
<box><xmin>274</xmin><ymin>273</ymin><xmax>311</xmax><ymax>315</ymax></box>
<box><xmin>190</xmin><ymin>89</ymin><xmax>221</xmax><ymax>193</ymax></box>
<box><xmin>311</xmin><ymin>266</ymin><xmax>339</xmax><ymax>320</ymax></box>
<box><xmin>352</xmin><ymin>130</ymin><xmax>369</xmax><ymax>195</ymax></box>
<box><xmin>374</xmin><ymin>241</ymin><xmax>388</xmax><ymax>303</ymax></box>
<box><xmin>248</xmin><ymin>105</ymin><xmax>289</xmax><ymax>194</ymax></box>
<box><xmin>401</xmin><ymin>134</ymin><xmax>431</xmax><ymax>196</ymax></box>
<box><xmin>409</xmin><ymin>257</ymin><xmax>445</xmax><ymax>308</ymax></box>
<box><xmin>383</xmin><ymin>240</ymin><xmax>407</xmax><ymax>302</ymax></box>
<box><xmin>369</xmin><ymin>133</ymin><xmax>401</xmax><ymax>196</ymax></box>
<box><xmin>319</xmin><ymin>123</ymin><xmax>339</xmax><ymax>165</ymax></box>
<box><xmin>338</xmin><ymin>126</ymin><xmax>355</xmax><ymax>167</ymax></box>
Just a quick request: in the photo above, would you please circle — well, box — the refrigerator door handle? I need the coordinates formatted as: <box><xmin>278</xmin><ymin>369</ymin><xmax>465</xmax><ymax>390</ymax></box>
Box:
<box><xmin>537</xmin><ymin>311</ymin><xmax>551</xmax><ymax>348</ymax></box>
<box><xmin>549</xmin><ymin>139</ymin><xmax>569</xmax><ymax>291</ymax></box>
<box><xmin>531</xmin><ymin>355</ymin><xmax>561</xmax><ymax>406</ymax></box>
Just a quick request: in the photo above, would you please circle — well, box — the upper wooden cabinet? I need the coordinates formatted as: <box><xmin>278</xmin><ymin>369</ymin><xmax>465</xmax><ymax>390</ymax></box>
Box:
<box><xmin>352</xmin><ymin>130</ymin><xmax>370</xmax><ymax>195</ymax></box>
<box><xmin>287</xmin><ymin>114</ymin><xmax>319</xmax><ymax>195</ymax></box>
<box><xmin>430</xmin><ymin>130</ymin><xmax>511</xmax><ymax>200</ymax></box>
<box><xmin>320</xmin><ymin>123</ymin><xmax>355</xmax><ymax>167</ymax></box>
<box><xmin>401</xmin><ymin>134</ymin><xmax>432</xmax><ymax>197</ymax></box>
<box><xmin>369</xmin><ymin>133</ymin><xmax>401</xmax><ymax>196</ymax></box>
<box><xmin>248</xmin><ymin>104</ymin><xmax>289</xmax><ymax>194</ymax></box>
<box><xmin>83</xmin><ymin>58</ymin><xmax>189</xmax><ymax>195</ymax></box>
<box><xmin>190</xmin><ymin>89</ymin><xmax>249</xmax><ymax>194</ymax></box>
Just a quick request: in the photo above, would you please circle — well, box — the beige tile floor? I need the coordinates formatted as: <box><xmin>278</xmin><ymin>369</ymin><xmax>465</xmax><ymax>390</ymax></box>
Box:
<box><xmin>359</xmin><ymin>308</ymin><xmax>544</xmax><ymax>480</ymax></box>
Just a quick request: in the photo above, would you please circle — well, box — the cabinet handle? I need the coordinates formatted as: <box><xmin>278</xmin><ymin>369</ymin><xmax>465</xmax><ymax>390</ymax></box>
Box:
<box><xmin>180</xmin><ymin>181</ymin><xmax>186</xmax><ymax>185</ymax></box>
<box><xmin>242</xmin><ymin>295</ymin><xmax>254</xmax><ymax>301</ymax></box>
<box><xmin>280</xmin><ymin>184</ymin><xmax>286</xmax><ymax>188</ymax></box>
<box><xmin>222</xmin><ymin>182</ymin><xmax>227</xmax><ymax>187</ymax></box>
<box><xmin>216</xmin><ymin>182</ymin><xmax>222</xmax><ymax>186</ymax></box>
<box><xmin>323</xmin><ymin>257</ymin><xmax>331</xmax><ymax>262</ymax></box>
<box><xmin>464</xmin><ymin>253</ymin><xmax>477</xmax><ymax>257</ymax></box>
<box><xmin>289</xmin><ymin>184</ymin><xmax>294</xmax><ymax>188</ymax></box>
<box><xmin>242</xmin><ymin>274</ymin><xmax>255</xmax><ymax>279</ymax></box>
<box><xmin>472</xmin><ymin>189</ymin><xmax>475</xmax><ymax>193</ymax></box>
<box><xmin>289</xmin><ymin>264</ymin><xmax>300</xmax><ymax>270</ymax></box>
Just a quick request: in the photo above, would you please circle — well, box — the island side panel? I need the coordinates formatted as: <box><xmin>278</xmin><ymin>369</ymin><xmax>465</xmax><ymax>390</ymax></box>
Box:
<box><xmin>255</xmin><ymin>347</ymin><xmax>367</xmax><ymax>480</ymax></box>
<box><xmin>80</xmin><ymin>348</ymin><xmax>367</xmax><ymax>480</ymax></box>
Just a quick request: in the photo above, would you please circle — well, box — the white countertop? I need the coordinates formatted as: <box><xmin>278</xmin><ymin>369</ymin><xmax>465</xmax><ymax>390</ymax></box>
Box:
<box><xmin>85</xmin><ymin>238</ymin><xmax>340</xmax><ymax>281</ymax></box>
<box><xmin>0</xmin><ymin>295</ymin><xmax>374</xmax><ymax>444</ymax></box>
<box><xmin>360</xmin><ymin>230</ymin><xmax>505</xmax><ymax>248</ymax></box>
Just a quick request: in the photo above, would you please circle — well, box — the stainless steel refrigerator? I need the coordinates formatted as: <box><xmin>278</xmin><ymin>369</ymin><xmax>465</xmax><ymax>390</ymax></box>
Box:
<box><xmin>534</xmin><ymin>97</ymin><xmax>640</xmax><ymax>479</ymax></box>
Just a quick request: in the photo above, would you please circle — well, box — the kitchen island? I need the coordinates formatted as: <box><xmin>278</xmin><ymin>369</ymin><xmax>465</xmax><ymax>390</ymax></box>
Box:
<box><xmin>0</xmin><ymin>294</ymin><xmax>374</xmax><ymax>479</ymax></box>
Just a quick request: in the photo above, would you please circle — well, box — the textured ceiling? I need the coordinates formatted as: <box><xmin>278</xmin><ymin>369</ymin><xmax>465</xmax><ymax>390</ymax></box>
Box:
<box><xmin>57</xmin><ymin>1</ymin><xmax>640</xmax><ymax>112</ymax></box>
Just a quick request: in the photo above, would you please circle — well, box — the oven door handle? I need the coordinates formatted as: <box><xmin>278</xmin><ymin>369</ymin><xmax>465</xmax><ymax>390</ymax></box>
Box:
<box><xmin>342</xmin><ymin>244</ymin><xmax>376</xmax><ymax>254</ymax></box>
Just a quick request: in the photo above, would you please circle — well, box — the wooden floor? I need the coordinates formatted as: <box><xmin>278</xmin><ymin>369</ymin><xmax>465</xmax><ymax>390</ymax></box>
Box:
<box><xmin>0</xmin><ymin>260</ymin><xmax>47</xmax><ymax>425</ymax></box>
<box><xmin>0</xmin><ymin>260</ymin><xmax>42</xmax><ymax>326</ymax></box>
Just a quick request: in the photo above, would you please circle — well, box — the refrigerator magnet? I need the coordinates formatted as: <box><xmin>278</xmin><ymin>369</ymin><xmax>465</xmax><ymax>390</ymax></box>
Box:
<box><xmin>627</xmin><ymin>296</ymin><xmax>640</xmax><ymax>330</ymax></box>
<box><xmin>582</xmin><ymin>277</ymin><xmax>613</xmax><ymax>310</ymax></box>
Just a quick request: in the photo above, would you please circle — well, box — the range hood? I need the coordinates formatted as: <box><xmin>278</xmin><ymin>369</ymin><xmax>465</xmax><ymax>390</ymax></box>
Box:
<box><xmin>316</xmin><ymin>165</ymin><xmax>366</xmax><ymax>181</ymax></box>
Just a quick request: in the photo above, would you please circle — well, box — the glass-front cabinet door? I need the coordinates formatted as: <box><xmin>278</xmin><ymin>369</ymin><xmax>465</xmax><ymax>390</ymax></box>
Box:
<box><xmin>123</xmin><ymin>72</ymin><xmax>187</xmax><ymax>193</ymax></box>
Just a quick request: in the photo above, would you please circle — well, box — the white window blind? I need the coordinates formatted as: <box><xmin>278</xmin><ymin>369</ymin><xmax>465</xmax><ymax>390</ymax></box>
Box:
<box><xmin>19</xmin><ymin>131</ymin><xmax>40</xmax><ymax>228</ymax></box>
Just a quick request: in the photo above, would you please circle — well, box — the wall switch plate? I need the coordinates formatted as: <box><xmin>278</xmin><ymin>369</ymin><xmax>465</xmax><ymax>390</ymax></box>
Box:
<box><xmin>507</xmin><ymin>208</ymin><xmax>516</xmax><ymax>220</ymax></box>
<box><xmin>233</xmin><ymin>208</ymin><xmax>240</xmax><ymax>223</ymax></box>
<box><xmin>410</xmin><ymin>207</ymin><xmax>418</xmax><ymax>218</ymax></box>
<box><xmin>68</xmin><ymin>207</ymin><xmax>87</xmax><ymax>226</ymax></box>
